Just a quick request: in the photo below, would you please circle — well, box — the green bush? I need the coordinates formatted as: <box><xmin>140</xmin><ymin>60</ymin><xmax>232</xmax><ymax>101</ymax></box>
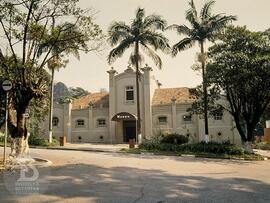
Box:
<box><xmin>161</xmin><ymin>133</ymin><xmax>189</xmax><ymax>144</ymax></box>
<box><xmin>0</xmin><ymin>135</ymin><xmax>12</xmax><ymax>143</ymax></box>
<box><xmin>138</xmin><ymin>139</ymin><xmax>160</xmax><ymax>151</ymax></box>
<box><xmin>139</xmin><ymin>140</ymin><xmax>245</xmax><ymax>155</ymax></box>
<box><xmin>28</xmin><ymin>135</ymin><xmax>59</xmax><ymax>147</ymax></box>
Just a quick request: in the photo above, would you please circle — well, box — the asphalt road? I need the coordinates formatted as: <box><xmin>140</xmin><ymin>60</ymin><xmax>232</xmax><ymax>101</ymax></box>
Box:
<box><xmin>0</xmin><ymin>147</ymin><xmax>270</xmax><ymax>203</ymax></box>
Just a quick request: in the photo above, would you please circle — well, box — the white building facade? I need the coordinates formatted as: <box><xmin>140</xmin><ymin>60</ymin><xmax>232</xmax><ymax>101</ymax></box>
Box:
<box><xmin>42</xmin><ymin>65</ymin><xmax>241</xmax><ymax>144</ymax></box>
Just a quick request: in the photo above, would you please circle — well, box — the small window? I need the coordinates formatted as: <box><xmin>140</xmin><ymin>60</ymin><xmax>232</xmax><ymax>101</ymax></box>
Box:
<box><xmin>183</xmin><ymin>115</ymin><xmax>192</xmax><ymax>122</ymax></box>
<box><xmin>76</xmin><ymin>119</ymin><xmax>85</xmax><ymax>127</ymax></box>
<box><xmin>213</xmin><ymin>112</ymin><xmax>223</xmax><ymax>120</ymax></box>
<box><xmin>52</xmin><ymin>117</ymin><xmax>59</xmax><ymax>127</ymax></box>
<box><xmin>98</xmin><ymin>119</ymin><xmax>106</xmax><ymax>127</ymax></box>
<box><xmin>125</xmin><ymin>86</ymin><xmax>134</xmax><ymax>102</ymax></box>
<box><xmin>158</xmin><ymin>116</ymin><xmax>167</xmax><ymax>124</ymax></box>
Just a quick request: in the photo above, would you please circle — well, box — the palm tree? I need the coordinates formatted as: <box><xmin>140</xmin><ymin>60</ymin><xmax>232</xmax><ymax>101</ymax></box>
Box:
<box><xmin>169</xmin><ymin>0</ymin><xmax>236</xmax><ymax>141</ymax></box>
<box><xmin>47</xmin><ymin>55</ymin><xmax>65</xmax><ymax>143</ymax></box>
<box><xmin>108</xmin><ymin>8</ymin><xmax>170</xmax><ymax>141</ymax></box>
<box><xmin>38</xmin><ymin>21</ymin><xmax>80</xmax><ymax>143</ymax></box>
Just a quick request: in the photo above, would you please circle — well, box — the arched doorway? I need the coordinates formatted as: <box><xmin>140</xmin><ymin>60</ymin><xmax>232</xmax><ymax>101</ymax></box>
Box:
<box><xmin>112</xmin><ymin>112</ymin><xmax>137</xmax><ymax>143</ymax></box>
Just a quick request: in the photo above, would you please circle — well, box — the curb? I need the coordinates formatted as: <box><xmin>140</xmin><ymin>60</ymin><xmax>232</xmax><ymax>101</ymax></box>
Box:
<box><xmin>31</xmin><ymin>146</ymin><xmax>121</xmax><ymax>153</ymax></box>
<box><xmin>0</xmin><ymin>144</ymin><xmax>125</xmax><ymax>154</ymax></box>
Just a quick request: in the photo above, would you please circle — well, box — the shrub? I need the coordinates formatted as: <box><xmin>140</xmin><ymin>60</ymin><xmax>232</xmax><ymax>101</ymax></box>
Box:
<box><xmin>161</xmin><ymin>133</ymin><xmax>189</xmax><ymax>145</ymax></box>
<box><xmin>138</xmin><ymin>139</ymin><xmax>160</xmax><ymax>151</ymax></box>
<box><xmin>139</xmin><ymin>140</ymin><xmax>245</xmax><ymax>155</ymax></box>
<box><xmin>0</xmin><ymin>135</ymin><xmax>12</xmax><ymax>143</ymax></box>
<box><xmin>28</xmin><ymin>135</ymin><xmax>59</xmax><ymax>147</ymax></box>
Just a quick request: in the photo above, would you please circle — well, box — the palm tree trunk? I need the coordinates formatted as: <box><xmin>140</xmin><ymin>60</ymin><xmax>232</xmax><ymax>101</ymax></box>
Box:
<box><xmin>135</xmin><ymin>41</ymin><xmax>141</xmax><ymax>143</ymax></box>
<box><xmin>200</xmin><ymin>41</ymin><xmax>209</xmax><ymax>142</ymax></box>
<box><xmin>48</xmin><ymin>68</ymin><xmax>54</xmax><ymax>143</ymax></box>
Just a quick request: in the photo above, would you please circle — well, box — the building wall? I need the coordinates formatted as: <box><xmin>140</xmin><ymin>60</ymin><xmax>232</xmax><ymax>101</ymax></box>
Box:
<box><xmin>152</xmin><ymin>102</ymin><xmax>242</xmax><ymax>144</ymax></box>
<box><xmin>70</xmin><ymin>107</ymin><xmax>110</xmax><ymax>143</ymax></box>
<box><xmin>45</xmin><ymin>66</ymin><xmax>242</xmax><ymax>145</ymax></box>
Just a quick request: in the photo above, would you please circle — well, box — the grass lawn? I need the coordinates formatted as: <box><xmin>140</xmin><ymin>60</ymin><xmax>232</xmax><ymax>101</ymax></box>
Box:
<box><xmin>120</xmin><ymin>148</ymin><xmax>266</xmax><ymax>161</ymax></box>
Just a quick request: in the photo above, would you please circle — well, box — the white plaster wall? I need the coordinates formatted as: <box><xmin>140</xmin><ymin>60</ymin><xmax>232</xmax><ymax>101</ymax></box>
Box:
<box><xmin>70</xmin><ymin>107</ymin><xmax>110</xmax><ymax>143</ymax></box>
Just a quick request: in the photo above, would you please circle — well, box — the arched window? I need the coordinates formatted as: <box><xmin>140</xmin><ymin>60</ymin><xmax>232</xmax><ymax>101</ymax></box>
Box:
<box><xmin>76</xmin><ymin>119</ymin><xmax>85</xmax><ymax>127</ymax></box>
<box><xmin>52</xmin><ymin>117</ymin><xmax>59</xmax><ymax>127</ymax></box>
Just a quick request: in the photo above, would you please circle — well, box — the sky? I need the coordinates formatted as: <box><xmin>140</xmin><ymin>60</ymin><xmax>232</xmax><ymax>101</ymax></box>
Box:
<box><xmin>54</xmin><ymin>0</ymin><xmax>270</xmax><ymax>92</ymax></box>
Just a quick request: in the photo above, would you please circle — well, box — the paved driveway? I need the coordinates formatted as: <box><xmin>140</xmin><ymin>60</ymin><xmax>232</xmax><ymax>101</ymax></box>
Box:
<box><xmin>0</xmin><ymin>147</ymin><xmax>270</xmax><ymax>203</ymax></box>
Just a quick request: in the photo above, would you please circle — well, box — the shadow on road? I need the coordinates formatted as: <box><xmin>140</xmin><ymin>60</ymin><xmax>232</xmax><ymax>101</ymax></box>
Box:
<box><xmin>1</xmin><ymin>162</ymin><xmax>270</xmax><ymax>203</ymax></box>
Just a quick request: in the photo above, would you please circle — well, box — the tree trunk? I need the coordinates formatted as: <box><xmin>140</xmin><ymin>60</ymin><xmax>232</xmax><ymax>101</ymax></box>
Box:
<box><xmin>135</xmin><ymin>41</ymin><xmax>141</xmax><ymax>142</ymax></box>
<box><xmin>48</xmin><ymin>68</ymin><xmax>54</xmax><ymax>143</ymax></box>
<box><xmin>9</xmin><ymin>112</ymin><xmax>30</xmax><ymax>158</ymax></box>
<box><xmin>200</xmin><ymin>41</ymin><xmax>209</xmax><ymax>142</ymax></box>
<box><xmin>243</xmin><ymin>141</ymin><xmax>253</xmax><ymax>153</ymax></box>
<box><xmin>10</xmin><ymin>133</ymin><xmax>30</xmax><ymax>158</ymax></box>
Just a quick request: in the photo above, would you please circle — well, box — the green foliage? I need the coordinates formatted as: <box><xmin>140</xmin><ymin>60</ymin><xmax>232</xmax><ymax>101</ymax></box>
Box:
<box><xmin>0</xmin><ymin>135</ymin><xmax>12</xmax><ymax>143</ymax></box>
<box><xmin>187</xmin><ymin>85</ymin><xmax>223</xmax><ymax>117</ymax></box>
<box><xmin>28</xmin><ymin>135</ymin><xmax>59</xmax><ymax>147</ymax></box>
<box><xmin>207</xmin><ymin>26</ymin><xmax>270</xmax><ymax>142</ymax></box>
<box><xmin>161</xmin><ymin>133</ymin><xmax>189</xmax><ymax>144</ymax></box>
<box><xmin>108</xmin><ymin>8</ymin><xmax>170</xmax><ymax>68</ymax></box>
<box><xmin>139</xmin><ymin>139</ymin><xmax>161</xmax><ymax>151</ymax></box>
<box><xmin>139</xmin><ymin>140</ymin><xmax>245</xmax><ymax>155</ymax></box>
<box><xmin>168</xmin><ymin>0</ymin><xmax>236</xmax><ymax>56</ymax></box>
<box><xmin>0</xmin><ymin>0</ymin><xmax>103</xmax><ymax>139</ymax></box>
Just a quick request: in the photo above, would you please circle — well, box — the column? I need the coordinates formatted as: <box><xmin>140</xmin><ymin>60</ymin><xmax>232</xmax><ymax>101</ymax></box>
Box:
<box><xmin>171</xmin><ymin>96</ymin><xmax>177</xmax><ymax>132</ymax></box>
<box><xmin>107</xmin><ymin>67</ymin><xmax>117</xmax><ymax>143</ymax></box>
<box><xmin>141</xmin><ymin>64</ymin><xmax>152</xmax><ymax>139</ymax></box>
<box><xmin>88</xmin><ymin>102</ymin><xmax>93</xmax><ymax>131</ymax></box>
<box><xmin>64</xmin><ymin>101</ymin><xmax>72</xmax><ymax>143</ymax></box>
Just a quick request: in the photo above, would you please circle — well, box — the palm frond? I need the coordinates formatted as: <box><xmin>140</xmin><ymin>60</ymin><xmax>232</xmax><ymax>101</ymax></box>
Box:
<box><xmin>208</xmin><ymin>14</ymin><xmax>237</xmax><ymax>33</ymax></box>
<box><xmin>200</xmin><ymin>0</ymin><xmax>215</xmax><ymax>20</ymax></box>
<box><xmin>172</xmin><ymin>37</ymin><xmax>195</xmax><ymax>56</ymax></box>
<box><xmin>140</xmin><ymin>31</ymin><xmax>170</xmax><ymax>53</ymax></box>
<box><xmin>108</xmin><ymin>22</ymin><xmax>132</xmax><ymax>46</ymax></box>
<box><xmin>108</xmin><ymin>21</ymin><xmax>131</xmax><ymax>33</ymax></box>
<box><xmin>108</xmin><ymin>30</ymin><xmax>132</xmax><ymax>46</ymax></box>
<box><xmin>166</xmin><ymin>24</ymin><xmax>192</xmax><ymax>36</ymax></box>
<box><xmin>107</xmin><ymin>37</ymin><xmax>134</xmax><ymax>64</ymax></box>
<box><xmin>141</xmin><ymin>42</ymin><xmax>162</xmax><ymax>69</ymax></box>
<box><xmin>186</xmin><ymin>0</ymin><xmax>199</xmax><ymax>26</ymax></box>
<box><xmin>143</xmin><ymin>14</ymin><xmax>167</xmax><ymax>31</ymax></box>
<box><xmin>136</xmin><ymin>8</ymin><xmax>145</xmax><ymax>21</ymax></box>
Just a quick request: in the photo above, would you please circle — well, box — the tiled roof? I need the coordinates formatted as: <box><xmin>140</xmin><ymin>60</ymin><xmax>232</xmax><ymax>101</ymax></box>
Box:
<box><xmin>152</xmin><ymin>87</ymin><xmax>196</xmax><ymax>105</ymax></box>
<box><xmin>72</xmin><ymin>92</ymin><xmax>109</xmax><ymax>109</ymax></box>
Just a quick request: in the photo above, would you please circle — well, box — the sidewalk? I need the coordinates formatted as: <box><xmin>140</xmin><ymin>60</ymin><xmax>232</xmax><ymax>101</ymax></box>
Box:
<box><xmin>254</xmin><ymin>149</ymin><xmax>270</xmax><ymax>158</ymax></box>
<box><xmin>44</xmin><ymin>143</ymin><xmax>130</xmax><ymax>153</ymax></box>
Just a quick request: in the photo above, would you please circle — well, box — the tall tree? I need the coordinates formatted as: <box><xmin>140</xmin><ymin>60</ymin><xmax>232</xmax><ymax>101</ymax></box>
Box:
<box><xmin>107</xmin><ymin>8</ymin><xmax>170</xmax><ymax>140</ymax></box>
<box><xmin>207</xmin><ymin>26</ymin><xmax>270</xmax><ymax>151</ymax></box>
<box><xmin>0</xmin><ymin>0</ymin><xmax>103</xmax><ymax>157</ymax></box>
<box><xmin>168</xmin><ymin>0</ymin><xmax>236</xmax><ymax>141</ymax></box>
